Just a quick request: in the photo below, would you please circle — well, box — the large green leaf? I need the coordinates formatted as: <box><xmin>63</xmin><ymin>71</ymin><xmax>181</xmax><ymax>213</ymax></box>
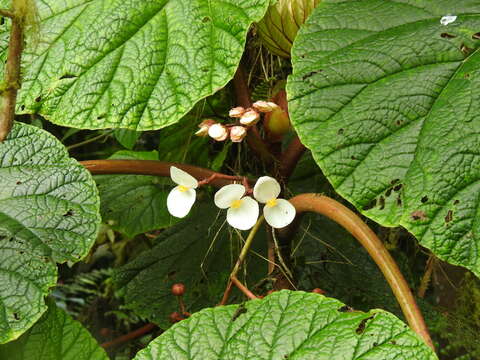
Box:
<box><xmin>114</xmin><ymin>202</ymin><xmax>267</xmax><ymax>329</ymax></box>
<box><xmin>288</xmin><ymin>0</ymin><xmax>480</xmax><ymax>276</ymax></box>
<box><xmin>133</xmin><ymin>290</ymin><xmax>437</xmax><ymax>359</ymax></box>
<box><xmin>0</xmin><ymin>300</ymin><xmax>108</xmax><ymax>360</ymax></box>
<box><xmin>0</xmin><ymin>122</ymin><xmax>100</xmax><ymax>343</ymax></box>
<box><xmin>0</xmin><ymin>0</ymin><xmax>268</xmax><ymax>130</ymax></box>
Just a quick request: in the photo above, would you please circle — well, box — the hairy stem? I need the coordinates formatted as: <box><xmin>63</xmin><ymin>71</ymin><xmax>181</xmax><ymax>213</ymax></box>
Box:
<box><xmin>0</xmin><ymin>6</ymin><xmax>24</xmax><ymax>141</ymax></box>
<box><xmin>80</xmin><ymin>159</ymin><xmax>254</xmax><ymax>188</ymax></box>
<box><xmin>220</xmin><ymin>215</ymin><xmax>264</xmax><ymax>305</ymax></box>
<box><xmin>288</xmin><ymin>194</ymin><xmax>434</xmax><ymax>350</ymax></box>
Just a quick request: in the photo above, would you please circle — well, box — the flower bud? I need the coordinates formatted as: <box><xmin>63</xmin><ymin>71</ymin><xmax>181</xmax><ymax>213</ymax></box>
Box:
<box><xmin>252</xmin><ymin>100</ymin><xmax>278</xmax><ymax>113</ymax></box>
<box><xmin>229</xmin><ymin>106</ymin><xmax>246</xmax><ymax>118</ymax></box>
<box><xmin>208</xmin><ymin>123</ymin><xmax>228</xmax><ymax>141</ymax></box>
<box><xmin>239</xmin><ymin>108</ymin><xmax>260</xmax><ymax>126</ymax></box>
<box><xmin>195</xmin><ymin>119</ymin><xmax>215</xmax><ymax>137</ymax></box>
<box><xmin>230</xmin><ymin>126</ymin><xmax>247</xmax><ymax>142</ymax></box>
<box><xmin>257</xmin><ymin>0</ymin><xmax>321</xmax><ymax>58</ymax></box>
<box><xmin>171</xmin><ymin>283</ymin><xmax>186</xmax><ymax>296</ymax></box>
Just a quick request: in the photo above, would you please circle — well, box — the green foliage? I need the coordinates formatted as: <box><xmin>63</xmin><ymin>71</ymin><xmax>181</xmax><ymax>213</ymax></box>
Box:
<box><xmin>114</xmin><ymin>202</ymin><xmax>267</xmax><ymax>329</ymax></box>
<box><xmin>133</xmin><ymin>290</ymin><xmax>437</xmax><ymax>360</ymax></box>
<box><xmin>0</xmin><ymin>300</ymin><xmax>108</xmax><ymax>360</ymax></box>
<box><xmin>95</xmin><ymin>150</ymin><xmax>177</xmax><ymax>237</ymax></box>
<box><xmin>0</xmin><ymin>122</ymin><xmax>100</xmax><ymax>343</ymax></box>
<box><xmin>0</xmin><ymin>0</ymin><xmax>270</xmax><ymax>131</ymax></box>
<box><xmin>288</xmin><ymin>0</ymin><xmax>480</xmax><ymax>276</ymax></box>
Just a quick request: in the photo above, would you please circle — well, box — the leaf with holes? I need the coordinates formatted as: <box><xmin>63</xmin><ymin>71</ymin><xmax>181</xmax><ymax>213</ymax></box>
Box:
<box><xmin>0</xmin><ymin>0</ymin><xmax>269</xmax><ymax>130</ymax></box>
<box><xmin>0</xmin><ymin>299</ymin><xmax>108</xmax><ymax>359</ymax></box>
<box><xmin>133</xmin><ymin>290</ymin><xmax>437</xmax><ymax>359</ymax></box>
<box><xmin>288</xmin><ymin>0</ymin><xmax>480</xmax><ymax>276</ymax></box>
<box><xmin>0</xmin><ymin>122</ymin><xmax>100</xmax><ymax>343</ymax></box>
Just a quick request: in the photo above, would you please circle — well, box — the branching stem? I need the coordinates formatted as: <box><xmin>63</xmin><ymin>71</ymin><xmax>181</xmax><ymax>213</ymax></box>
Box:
<box><xmin>100</xmin><ymin>323</ymin><xmax>157</xmax><ymax>349</ymax></box>
<box><xmin>288</xmin><ymin>194</ymin><xmax>434</xmax><ymax>350</ymax></box>
<box><xmin>220</xmin><ymin>215</ymin><xmax>264</xmax><ymax>305</ymax></box>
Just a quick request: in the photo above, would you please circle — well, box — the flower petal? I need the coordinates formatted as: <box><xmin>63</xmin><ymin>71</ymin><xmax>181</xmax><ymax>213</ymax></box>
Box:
<box><xmin>170</xmin><ymin>166</ymin><xmax>198</xmax><ymax>188</ymax></box>
<box><xmin>214</xmin><ymin>184</ymin><xmax>246</xmax><ymax>209</ymax></box>
<box><xmin>167</xmin><ymin>186</ymin><xmax>196</xmax><ymax>218</ymax></box>
<box><xmin>226</xmin><ymin>197</ymin><xmax>259</xmax><ymax>230</ymax></box>
<box><xmin>253</xmin><ymin>176</ymin><xmax>281</xmax><ymax>203</ymax></box>
<box><xmin>263</xmin><ymin>198</ymin><xmax>296</xmax><ymax>228</ymax></box>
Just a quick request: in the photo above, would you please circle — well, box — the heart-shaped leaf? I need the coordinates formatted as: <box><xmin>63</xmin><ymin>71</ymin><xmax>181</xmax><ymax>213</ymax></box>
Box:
<box><xmin>0</xmin><ymin>122</ymin><xmax>100</xmax><ymax>343</ymax></box>
<box><xmin>133</xmin><ymin>290</ymin><xmax>437</xmax><ymax>359</ymax></box>
<box><xmin>0</xmin><ymin>300</ymin><xmax>108</xmax><ymax>359</ymax></box>
<box><xmin>0</xmin><ymin>0</ymin><xmax>269</xmax><ymax>130</ymax></box>
<box><xmin>288</xmin><ymin>0</ymin><xmax>480</xmax><ymax>276</ymax></box>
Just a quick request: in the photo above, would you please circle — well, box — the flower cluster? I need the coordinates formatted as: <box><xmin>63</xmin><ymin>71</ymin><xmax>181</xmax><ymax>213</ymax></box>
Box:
<box><xmin>167</xmin><ymin>166</ymin><xmax>295</xmax><ymax>229</ymax></box>
<box><xmin>195</xmin><ymin>101</ymin><xmax>279</xmax><ymax>143</ymax></box>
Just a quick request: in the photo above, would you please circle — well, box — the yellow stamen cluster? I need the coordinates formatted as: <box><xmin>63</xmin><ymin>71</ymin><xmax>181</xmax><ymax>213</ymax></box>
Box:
<box><xmin>230</xmin><ymin>199</ymin><xmax>243</xmax><ymax>209</ymax></box>
<box><xmin>266</xmin><ymin>199</ymin><xmax>277</xmax><ymax>208</ymax></box>
<box><xmin>178</xmin><ymin>185</ymin><xmax>189</xmax><ymax>192</ymax></box>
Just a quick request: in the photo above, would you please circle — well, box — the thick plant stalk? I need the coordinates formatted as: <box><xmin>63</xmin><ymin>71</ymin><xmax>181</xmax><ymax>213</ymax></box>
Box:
<box><xmin>0</xmin><ymin>8</ymin><xmax>23</xmax><ymax>141</ymax></box>
<box><xmin>81</xmin><ymin>159</ymin><xmax>253</xmax><ymax>188</ymax></box>
<box><xmin>288</xmin><ymin>194</ymin><xmax>434</xmax><ymax>350</ymax></box>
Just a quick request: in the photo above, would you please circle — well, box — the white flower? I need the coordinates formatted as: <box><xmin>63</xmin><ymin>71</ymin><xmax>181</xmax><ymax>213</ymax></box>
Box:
<box><xmin>253</xmin><ymin>176</ymin><xmax>296</xmax><ymax>228</ymax></box>
<box><xmin>214</xmin><ymin>184</ymin><xmax>259</xmax><ymax>230</ymax></box>
<box><xmin>167</xmin><ymin>166</ymin><xmax>198</xmax><ymax>218</ymax></box>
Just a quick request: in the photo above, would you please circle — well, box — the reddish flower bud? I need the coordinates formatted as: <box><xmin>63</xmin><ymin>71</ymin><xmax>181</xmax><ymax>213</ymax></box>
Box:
<box><xmin>171</xmin><ymin>283</ymin><xmax>186</xmax><ymax>296</ymax></box>
<box><xmin>208</xmin><ymin>123</ymin><xmax>228</xmax><ymax>141</ymax></box>
<box><xmin>230</xmin><ymin>126</ymin><xmax>247</xmax><ymax>142</ymax></box>
<box><xmin>312</xmin><ymin>288</ymin><xmax>326</xmax><ymax>295</ymax></box>
<box><xmin>169</xmin><ymin>311</ymin><xmax>184</xmax><ymax>323</ymax></box>
<box><xmin>239</xmin><ymin>109</ymin><xmax>260</xmax><ymax>126</ymax></box>
<box><xmin>229</xmin><ymin>106</ymin><xmax>246</xmax><ymax>118</ymax></box>
<box><xmin>252</xmin><ymin>100</ymin><xmax>278</xmax><ymax>113</ymax></box>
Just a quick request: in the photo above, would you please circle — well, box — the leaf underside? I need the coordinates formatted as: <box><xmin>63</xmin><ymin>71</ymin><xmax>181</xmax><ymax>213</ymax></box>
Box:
<box><xmin>0</xmin><ymin>0</ymin><xmax>269</xmax><ymax>131</ymax></box>
<box><xmin>0</xmin><ymin>123</ymin><xmax>100</xmax><ymax>343</ymax></box>
<box><xmin>133</xmin><ymin>290</ymin><xmax>437</xmax><ymax>360</ymax></box>
<box><xmin>288</xmin><ymin>0</ymin><xmax>480</xmax><ymax>276</ymax></box>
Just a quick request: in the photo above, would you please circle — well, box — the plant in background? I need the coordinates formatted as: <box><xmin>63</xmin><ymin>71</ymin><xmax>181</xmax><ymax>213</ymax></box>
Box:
<box><xmin>0</xmin><ymin>0</ymin><xmax>479</xmax><ymax>359</ymax></box>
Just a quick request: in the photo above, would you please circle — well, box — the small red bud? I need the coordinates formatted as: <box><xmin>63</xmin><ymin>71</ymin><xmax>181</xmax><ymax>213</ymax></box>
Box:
<box><xmin>171</xmin><ymin>283</ymin><xmax>186</xmax><ymax>296</ymax></box>
<box><xmin>312</xmin><ymin>288</ymin><xmax>326</xmax><ymax>295</ymax></box>
<box><xmin>169</xmin><ymin>311</ymin><xmax>184</xmax><ymax>323</ymax></box>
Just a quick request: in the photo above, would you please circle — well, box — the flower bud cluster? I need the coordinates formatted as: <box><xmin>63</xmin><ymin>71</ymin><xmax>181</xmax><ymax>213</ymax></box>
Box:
<box><xmin>194</xmin><ymin>100</ymin><xmax>280</xmax><ymax>143</ymax></box>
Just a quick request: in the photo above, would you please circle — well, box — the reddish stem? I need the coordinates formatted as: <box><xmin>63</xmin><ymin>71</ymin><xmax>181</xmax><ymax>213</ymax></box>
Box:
<box><xmin>232</xmin><ymin>65</ymin><xmax>276</xmax><ymax>164</ymax></box>
<box><xmin>80</xmin><ymin>160</ymin><xmax>253</xmax><ymax>188</ymax></box>
<box><xmin>279</xmin><ymin>135</ymin><xmax>306</xmax><ymax>181</ymax></box>
<box><xmin>231</xmin><ymin>277</ymin><xmax>258</xmax><ymax>300</ymax></box>
<box><xmin>288</xmin><ymin>194</ymin><xmax>434</xmax><ymax>350</ymax></box>
<box><xmin>101</xmin><ymin>323</ymin><xmax>157</xmax><ymax>349</ymax></box>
